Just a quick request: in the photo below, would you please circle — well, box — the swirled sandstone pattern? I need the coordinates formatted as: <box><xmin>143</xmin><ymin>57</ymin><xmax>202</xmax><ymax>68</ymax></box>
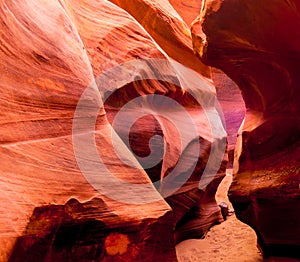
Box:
<box><xmin>0</xmin><ymin>0</ymin><xmax>228</xmax><ymax>260</ymax></box>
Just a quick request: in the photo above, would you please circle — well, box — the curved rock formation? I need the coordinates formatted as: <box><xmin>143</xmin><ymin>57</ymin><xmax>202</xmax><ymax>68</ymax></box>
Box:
<box><xmin>108</xmin><ymin>0</ymin><xmax>211</xmax><ymax>77</ymax></box>
<box><xmin>104</xmin><ymin>77</ymin><xmax>228</xmax><ymax>244</ymax></box>
<box><xmin>0</xmin><ymin>0</ymin><xmax>228</xmax><ymax>260</ymax></box>
<box><xmin>192</xmin><ymin>0</ymin><xmax>300</xmax><ymax>259</ymax></box>
<box><xmin>65</xmin><ymin>0</ymin><xmax>228</xmax><ymax>245</ymax></box>
<box><xmin>0</xmin><ymin>0</ymin><xmax>175</xmax><ymax>261</ymax></box>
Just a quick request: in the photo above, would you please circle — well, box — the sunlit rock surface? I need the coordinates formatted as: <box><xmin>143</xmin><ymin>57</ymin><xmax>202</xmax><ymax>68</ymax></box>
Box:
<box><xmin>0</xmin><ymin>0</ymin><xmax>228</xmax><ymax>260</ymax></box>
<box><xmin>192</xmin><ymin>0</ymin><xmax>300</xmax><ymax>259</ymax></box>
<box><xmin>108</xmin><ymin>0</ymin><xmax>211</xmax><ymax>77</ymax></box>
<box><xmin>168</xmin><ymin>0</ymin><xmax>202</xmax><ymax>26</ymax></box>
<box><xmin>0</xmin><ymin>0</ymin><xmax>174</xmax><ymax>261</ymax></box>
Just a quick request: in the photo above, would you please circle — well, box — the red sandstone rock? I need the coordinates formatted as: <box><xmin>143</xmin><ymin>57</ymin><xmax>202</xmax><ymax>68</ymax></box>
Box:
<box><xmin>192</xmin><ymin>0</ymin><xmax>300</xmax><ymax>259</ymax></box>
<box><xmin>66</xmin><ymin>0</ymin><xmax>228</xmax><ymax>244</ymax></box>
<box><xmin>107</xmin><ymin>0</ymin><xmax>211</xmax><ymax>77</ymax></box>
<box><xmin>168</xmin><ymin>0</ymin><xmax>203</xmax><ymax>26</ymax></box>
<box><xmin>0</xmin><ymin>0</ymin><xmax>228</xmax><ymax>260</ymax></box>
<box><xmin>0</xmin><ymin>0</ymin><xmax>176</xmax><ymax>261</ymax></box>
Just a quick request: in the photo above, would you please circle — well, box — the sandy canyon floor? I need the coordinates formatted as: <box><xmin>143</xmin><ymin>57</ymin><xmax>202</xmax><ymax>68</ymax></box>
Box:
<box><xmin>176</xmin><ymin>171</ymin><xmax>300</xmax><ymax>262</ymax></box>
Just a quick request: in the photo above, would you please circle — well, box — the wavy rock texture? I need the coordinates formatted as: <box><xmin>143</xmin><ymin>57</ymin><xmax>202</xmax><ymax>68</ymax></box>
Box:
<box><xmin>104</xmin><ymin>78</ymin><xmax>228</xmax><ymax>244</ymax></box>
<box><xmin>0</xmin><ymin>0</ymin><xmax>176</xmax><ymax>261</ymax></box>
<box><xmin>0</xmin><ymin>0</ymin><xmax>228</xmax><ymax>261</ymax></box>
<box><xmin>66</xmin><ymin>0</ymin><xmax>228</xmax><ymax>246</ymax></box>
<box><xmin>108</xmin><ymin>0</ymin><xmax>211</xmax><ymax>77</ymax></box>
<box><xmin>192</xmin><ymin>0</ymin><xmax>300</xmax><ymax>259</ymax></box>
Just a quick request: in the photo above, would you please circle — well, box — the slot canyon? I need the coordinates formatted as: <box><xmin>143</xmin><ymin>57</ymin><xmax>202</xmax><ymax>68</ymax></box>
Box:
<box><xmin>0</xmin><ymin>0</ymin><xmax>299</xmax><ymax>261</ymax></box>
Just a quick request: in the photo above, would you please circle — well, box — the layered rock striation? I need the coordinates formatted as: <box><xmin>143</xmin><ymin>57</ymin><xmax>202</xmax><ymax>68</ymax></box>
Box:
<box><xmin>0</xmin><ymin>0</ymin><xmax>174</xmax><ymax>260</ymax></box>
<box><xmin>0</xmin><ymin>0</ymin><xmax>228</xmax><ymax>260</ymax></box>
<box><xmin>108</xmin><ymin>0</ymin><xmax>211</xmax><ymax>77</ymax></box>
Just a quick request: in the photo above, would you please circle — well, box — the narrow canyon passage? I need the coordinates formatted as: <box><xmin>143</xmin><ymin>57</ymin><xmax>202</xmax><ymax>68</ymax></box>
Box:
<box><xmin>176</xmin><ymin>70</ymin><xmax>299</xmax><ymax>262</ymax></box>
<box><xmin>1</xmin><ymin>0</ymin><xmax>299</xmax><ymax>261</ymax></box>
<box><xmin>174</xmin><ymin>69</ymin><xmax>261</xmax><ymax>262</ymax></box>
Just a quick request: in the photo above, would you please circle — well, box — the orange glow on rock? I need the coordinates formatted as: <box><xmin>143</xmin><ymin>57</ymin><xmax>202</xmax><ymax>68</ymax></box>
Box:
<box><xmin>104</xmin><ymin>233</ymin><xmax>130</xmax><ymax>256</ymax></box>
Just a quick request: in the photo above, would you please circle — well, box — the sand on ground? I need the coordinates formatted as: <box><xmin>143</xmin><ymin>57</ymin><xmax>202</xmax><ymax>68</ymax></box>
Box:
<box><xmin>176</xmin><ymin>171</ymin><xmax>300</xmax><ymax>262</ymax></box>
<box><xmin>176</xmin><ymin>171</ymin><xmax>263</xmax><ymax>262</ymax></box>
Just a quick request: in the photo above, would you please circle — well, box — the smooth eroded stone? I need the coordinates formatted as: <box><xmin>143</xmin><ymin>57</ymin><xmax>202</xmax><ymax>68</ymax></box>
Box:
<box><xmin>69</xmin><ymin>0</ymin><xmax>228</xmax><ymax>245</ymax></box>
<box><xmin>0</xmin><ymin>0</ymin><xmax>177</xmax><ymax>260</ymax></box>
<box><xmin>107</xmin><ymin>0</ymin><xmax>211</xmax><ymax>77</ymax></box>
